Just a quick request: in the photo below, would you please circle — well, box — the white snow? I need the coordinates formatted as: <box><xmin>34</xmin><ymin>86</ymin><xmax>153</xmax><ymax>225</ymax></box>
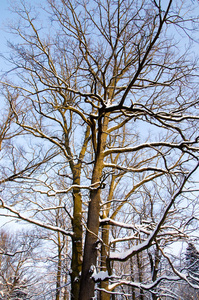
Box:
<box><xmin>92</xmin><ymin>270</ymin><xmax>109</xmax><ymax>281</ymax></box>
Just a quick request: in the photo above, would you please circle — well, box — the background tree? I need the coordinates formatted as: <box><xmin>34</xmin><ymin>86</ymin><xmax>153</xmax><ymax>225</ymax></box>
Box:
<box><xmin>0</xmin><ymin>0</ymin><xmax>199</xmax><ymax>299</ymax></box>
<box><xmin>0</xmin><ymin>229</ymin><xmax>40</xmax><ymax>299</ymax></box>
<box><xmin>186</xmin><ymin>243</ymin><xmax>199</xmax><ymax>283</ymax></box>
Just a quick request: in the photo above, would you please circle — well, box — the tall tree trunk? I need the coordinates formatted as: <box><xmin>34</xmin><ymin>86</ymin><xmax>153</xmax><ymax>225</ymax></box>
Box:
<box><xmin>63</xmin><ymin>238</ymin><xmax>69</xmax><ymax>300</ymax></box>
<box><xmin>71</xmin><ymin>170</ymin><xmax>83</xmax><ymax>300</ymax></box>
<box><xmin>56</xmin><ymin>231</ymin><xmax>62</xmax><ymax>300</ymax></box>
<box><xmin>79</xmin><ymin>116</ymin><xmax>108</xmax><ymax>300</ymax></box>
<box><xmin>100</xmin><ymin>224</ymin><xmax>110</xmax><ymax>300</ymax></box>
<box><xmin>78</xmin><ymin>162</ymin><xmax>102</xmax><ymax>299</ymax></box>
<box><xmin>137</xmin><ymin>253</ymin><xmax>144</xmax><ymax>300</ymax></box>
<box><xmin>70</xmin><ymin>126</ymin><xmax>90</xmax><ymax>300</ymax></box>
<box><xmin>149</xmin><ymin>244</ymin><xmax>161</xmax><ymax>300</ymax></box>
<box><xmin>100</xmin><ymin>174</ymin><xmax>116</xmax><ymax>300</ymax></box>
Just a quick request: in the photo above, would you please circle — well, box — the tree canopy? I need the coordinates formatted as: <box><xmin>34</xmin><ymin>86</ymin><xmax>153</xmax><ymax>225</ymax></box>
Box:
<box><xmin>0</xmin><ymin>0</ymin><xmax>199</xmax><ymax>299</ymax></box>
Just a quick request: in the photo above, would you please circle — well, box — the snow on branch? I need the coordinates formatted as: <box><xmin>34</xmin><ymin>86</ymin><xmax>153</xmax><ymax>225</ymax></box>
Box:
<box><xmin>32</xmin><ymin>181</ymin><xmax>103</xmax><ymax>196</ymax></box>
<box><xmin>107</xmin><ymin>275</ymin><xmax>182</xmax><ymax>293</ymax></box>
<box><xmin>0</xmin><ymin>197</ymin><xmax>73</xmax><ymax>237</ymax></box>
<box><xmin>108</xmin><ymin>161</ymin><xmax>199</xmax><ymax>261</ymax></box>
<box><xmin>100</xmin><ymin>218</ymin><xmax>151</xmax><ymax>235</ymax></box>
<box><xmin>104</xmin><ymin>139</ymin><xmax>199</xmax><ymax>156</ymax></box>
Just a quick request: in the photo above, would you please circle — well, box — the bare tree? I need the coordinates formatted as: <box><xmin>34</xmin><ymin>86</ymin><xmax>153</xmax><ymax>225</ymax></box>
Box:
<box><xmin>0</xmin><ymin>0</ymin><xmax>199</xmax><ymax>299</ymax></box>
<box><xmin>0</xmin><ymin>229</ymin><xmax>40</xmax><ymax>299</ymax></box>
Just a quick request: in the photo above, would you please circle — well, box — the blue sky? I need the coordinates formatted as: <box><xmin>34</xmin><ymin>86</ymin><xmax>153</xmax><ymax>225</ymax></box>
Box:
<box><xmin>0</xmin><ymin>0</ymin><xmax>45</xmax><ymax>74</ymax></box>
<box><xmin>0</xmin><ymin>0</ymin><xmax>14</xmax><ymax>74</ymax></box>
<box><xmin>0</xmin><ymin>1</ymin><xmax>11</xmax><ymax>52</ymax></box>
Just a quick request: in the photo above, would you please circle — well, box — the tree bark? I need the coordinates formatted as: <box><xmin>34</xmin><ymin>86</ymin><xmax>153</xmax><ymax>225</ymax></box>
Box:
<box><xmin>70</xmin><ymin>126</ymin><xmax>90</xmax><ymax>299</ymax></box>
<box><xmin>71</xmin><ymin>189</ymin><xmax>83</xmax><ymax>300</ymax></box>
<box><xmin>56</xmin><ymin>231</ymin><xmax>62</xmax><ymax>300</ymax></box>
<box><xmin>79</xmin><ymin>115</ymin><xmax>108</xmax><ymax>300</ymax></box>
<box><xmin>71</xmin><ymin>169</ymin><xmax>83</xmax><ymax>300</ymax></box>
<box><xmin>100</xmin><ymin>224</ymin><xmax>110</xmax><ymax>300</ymax></box>
<box><xmin>100</xmin><ymin>174</ymin><xmax>116</xmax><ymax>300</ymax></box>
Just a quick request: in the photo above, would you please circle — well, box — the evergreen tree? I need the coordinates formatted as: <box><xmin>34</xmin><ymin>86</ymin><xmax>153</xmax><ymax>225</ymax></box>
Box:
<box><xmin>186</xmin><ymin>243</ymin><xmax>199</xmax><ymax>283</ymax></box>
